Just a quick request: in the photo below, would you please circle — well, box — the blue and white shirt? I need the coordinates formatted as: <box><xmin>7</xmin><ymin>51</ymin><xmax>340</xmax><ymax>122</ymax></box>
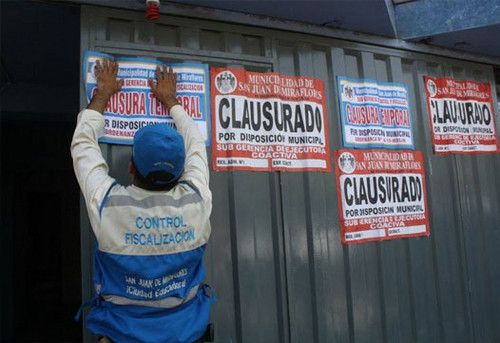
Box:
<box><xmin>71</xmin><ymin>105</ymin><xmax>212</xmax><ymax>343</ymax></box>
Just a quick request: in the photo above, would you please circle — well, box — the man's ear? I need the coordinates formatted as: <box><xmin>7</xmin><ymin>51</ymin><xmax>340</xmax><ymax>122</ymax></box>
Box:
<box><xmin>128</xmin><ymin>159</ymin><xmax>135</xmax><ymax>184</ymax></box>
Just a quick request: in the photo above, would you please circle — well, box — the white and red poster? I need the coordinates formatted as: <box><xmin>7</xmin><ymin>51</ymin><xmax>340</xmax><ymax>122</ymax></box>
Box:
<box><xmin>334</xmin><ymin>149</ymin><xmax>430</xmax><ymax>245</ymax></box>
<box><xmin>424</xmin><ymin>76</ymin><xmax>499</xmax><ymax>154</ymax></box>
<box><xmin>211</xmin><ymin>68</ymin><xmax>331</xmax><ymax>171</ymax></box>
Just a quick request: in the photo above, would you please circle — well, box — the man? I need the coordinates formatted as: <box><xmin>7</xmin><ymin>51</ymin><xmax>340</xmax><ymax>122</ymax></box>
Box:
<box><xmin>71</xmin><ymin>59</ymin><xmax>212</xmax><ymax>343</ymax></box>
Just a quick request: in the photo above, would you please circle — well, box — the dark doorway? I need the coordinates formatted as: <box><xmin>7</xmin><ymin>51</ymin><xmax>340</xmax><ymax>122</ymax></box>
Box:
<box><xmin>1</xmin><ymin>1</ymin><xmax>82</xmax><ymax>342</ymax></box>
<box><xmin>1</xmin><ymin>116</ymin><xmax>82</xmax><ymax>342</ymax></box>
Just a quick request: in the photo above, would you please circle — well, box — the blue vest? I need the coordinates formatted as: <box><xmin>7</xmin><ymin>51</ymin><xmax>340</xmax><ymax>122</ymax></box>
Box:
<box><xmin>85</xmin><ymin>182</ymin><xmax>212</xmax><ymax>343</ymax></box>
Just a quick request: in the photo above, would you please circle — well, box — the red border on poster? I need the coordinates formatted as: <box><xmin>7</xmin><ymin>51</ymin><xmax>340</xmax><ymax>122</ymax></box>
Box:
<box><xmin>424</xmin><ymin>76</ymin><xmax>499</xmax><ymax>154</ymax></box>
<box><xmin>211</xmin><ymin>67</ymin><xmax>331</xmax><ymax>172</ymax></box>
<box><xmin>334</xmin><ymin>149</ymin><xmax>430</xmax><ymax>245</ymax></box>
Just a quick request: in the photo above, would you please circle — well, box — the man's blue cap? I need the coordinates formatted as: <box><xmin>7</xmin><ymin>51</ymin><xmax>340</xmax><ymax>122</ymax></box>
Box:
<box><xmin>133</xmin><ymin>123</ymin><xmax>185</xmax><ymax>184</ymax></box>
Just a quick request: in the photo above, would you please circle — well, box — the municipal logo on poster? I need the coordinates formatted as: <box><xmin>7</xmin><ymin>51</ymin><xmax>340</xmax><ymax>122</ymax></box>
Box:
<box><xmin>215</xmin><ymin>70</ymin><xmax>237</xmax><ymax>94</ymax></box>
<box><xmin>338</xmin><ymin>151</ymin><xmax>356</xmax><ymax>174</ymax></box>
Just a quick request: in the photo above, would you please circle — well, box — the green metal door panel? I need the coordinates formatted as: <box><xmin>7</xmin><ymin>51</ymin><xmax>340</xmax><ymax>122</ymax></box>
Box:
<box><xmin>80</xmin><ymin>5</ymin><xmax>500</xmax><ymax>343</ymax></box>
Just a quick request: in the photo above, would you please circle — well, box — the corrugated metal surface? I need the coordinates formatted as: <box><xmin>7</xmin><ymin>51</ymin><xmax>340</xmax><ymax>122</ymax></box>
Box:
<box><xmin>80</xmin><ymin>6</ymin><xmax>500</xmax><ymax>343</ymax></box>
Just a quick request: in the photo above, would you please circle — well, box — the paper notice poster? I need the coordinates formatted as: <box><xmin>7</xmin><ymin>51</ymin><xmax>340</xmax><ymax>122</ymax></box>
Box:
<box><xmin>211</xmin><ymin>67</ymin><xmax>330</xmax><ymax>171</ymax></box>
<box><xmin>83</xmin><ymin>51</ymin><xmax>211</xmax><ymax>145</ymax></box>
<box><xmin>337</xmin><ymin>76</ymin><xmax>414</xmax><ymax>149</ymax></box>
<box><xmin>334</xmin><ymin>149</ymin><xmax>430</xmax><ymax>245</ymax></box>
<box><xmin>424</xmin><ymin>76</ymin><xmax>499</xmax><ymax>154</ymax></box>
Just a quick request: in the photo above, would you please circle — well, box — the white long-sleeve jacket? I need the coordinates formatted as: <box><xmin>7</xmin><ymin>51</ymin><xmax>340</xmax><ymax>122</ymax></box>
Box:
<box><xmin>71</xmin><ymin>104</ymin><xmax>212</xmax><ymax>241</ymax></box>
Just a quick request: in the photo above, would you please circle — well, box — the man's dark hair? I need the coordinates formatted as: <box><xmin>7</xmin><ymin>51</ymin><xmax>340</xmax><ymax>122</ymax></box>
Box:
<box><xmin>132</xmin><ymin>158</ymin><xmax>179</xmax><ymax>191</ymax></box>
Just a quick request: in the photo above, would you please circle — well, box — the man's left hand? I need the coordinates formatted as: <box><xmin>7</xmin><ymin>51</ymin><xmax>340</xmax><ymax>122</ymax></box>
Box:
<box><xmin>87</xmin><ymin>58</ymin><xmax>124</xmax><ymax>113</ymax></box>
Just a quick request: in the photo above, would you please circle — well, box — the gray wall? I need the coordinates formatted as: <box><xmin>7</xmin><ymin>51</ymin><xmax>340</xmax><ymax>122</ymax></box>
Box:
<box><xmin>80</xmin><ymin>6</ymin><xmax>500</xmax><ymax>343</ymax></box>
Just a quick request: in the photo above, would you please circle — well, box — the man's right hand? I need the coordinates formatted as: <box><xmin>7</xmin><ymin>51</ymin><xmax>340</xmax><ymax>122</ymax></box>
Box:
<box><xmin>149</xmin><ymin>66</ymin><xmax>180</xmax><ymax>109</ymax></box>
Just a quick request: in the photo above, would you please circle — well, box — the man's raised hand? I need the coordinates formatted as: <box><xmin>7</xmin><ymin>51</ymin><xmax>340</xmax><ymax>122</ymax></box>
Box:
<box><xmin>87</xmin><ymin>58</ymin><xmax>124</xmax><ymax>113</ymax></box>
<box><xmin>95</xmin><ymin>58</ymin><xmax>124</xmax><ymax>98</ymax></box>
<box><xmin>149</xmin><ymin>66</ymin><xmax>180</xmax><ymax>109</ymax></box>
